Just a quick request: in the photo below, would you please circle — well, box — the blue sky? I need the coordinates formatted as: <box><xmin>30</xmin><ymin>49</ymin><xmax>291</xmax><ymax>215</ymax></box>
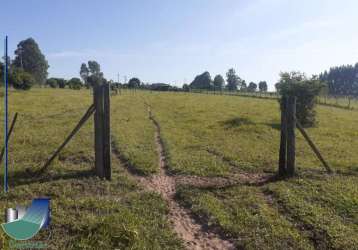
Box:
<box><xmin>2</xmin><ymin>0</ymin><xmax>358</xmax><ymax>90</ymax></box>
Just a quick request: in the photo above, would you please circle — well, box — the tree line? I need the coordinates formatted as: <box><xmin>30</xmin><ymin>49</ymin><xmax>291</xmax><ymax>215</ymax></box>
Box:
<box><xmin>0</xmin><ymin>38</ymin><xmax>48</xmax><ymax>90</ymax></box>
<box><xmin>1</xmin><ymin>37</ymin><xmax>357</xmax><ymax>96</ymax></box>
<box><xmin>185</xmin><ymin>69</ymin><xmax>268</xmax><ymax>92</ymax></box>
<box><xmin>319</xmin><ymin>63</ymin><xmax>358</xmax><ymax>96</ymax></box>
<box><xmin>0</xmin><ymin>37</ymin><xmax>108</xmax><ymax>90</ymax></box>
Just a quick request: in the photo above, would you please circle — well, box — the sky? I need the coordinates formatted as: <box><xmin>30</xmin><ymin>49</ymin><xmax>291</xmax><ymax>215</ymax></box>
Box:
<box><xmin>1</xmin><ymin>0</ymin><xmax>358</xmax><ymax>90</ymax></box>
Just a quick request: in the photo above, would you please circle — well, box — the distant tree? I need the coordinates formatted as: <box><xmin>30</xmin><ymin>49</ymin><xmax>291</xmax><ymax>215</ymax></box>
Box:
<box><xmin>240</xmin><ymin>80</ymin><xmax>247</xmax><ymax>91</ymax></box>
<box><xmin>226</xmin><ymin>68</ymin><xmax>241</xmax><ymax>91</ymax></box>
<box><xmin>87</xmin><ymin>75</ymin><xmax>102</xmax><ymax>88</ymax></box>
<box><xmin>213</xmin><ymin>74</ymin><xmax>225</xmax><ymax>90</ymax></box>
<box><xmin>88</xmin><ymin>61</ymin><xmax>101</xmax><ymax>76</ymax></box>
<box><xmin>258</xmin><ymin>81</ymin><xmax>268</xmax><ymax>92</ymax></box>
<box><xmin>248</xmin><ymin>82</ymin><xmax>257</xmax><ymax>92</ymax></box>
<box><xmin>83</xmin><ymin>61</ymin><xmax>105</xmax><ymax>88</ymax></box>
<box><xmin>56</xmin><ymin>78</ymin><xmax>67</xmax><ymax>88</ymax></box>
<box><xmin>128</xmin><ymin>77</ymin><xmax>141</xmax><ymax>88</ymax></box>
<box><xmin>9</xmin><ymin>68</ymin><xmax>35</xmax><ymax>90</ymax></box>
<box><xmin>319</xmin><ymin>63</ymin><xmax>358</xmax><ymax>96</ymax></box>
<box><xmin>0</xmin><ymin>61</ymin><xmax>3</xmax><ymax>84</ymax></box>
<box><xmin>151</xmin><ymin>83</ymin><xmax>171</xmax><ymax>91</ymax></box>
<box><xmin>190</xmin><ymin>71</ymin><xmax>212</xmax><ymax>89</ymax></box>
<box><xmin>182</xmin><ymin>84</ymin><xmax>190</xmax><ymax>92</ymax></box>
<box><xmin>276</xmin><ymin>71</ymin><xmax>324</xmax><ymax>127</ymax></box>
<box><xmin>13</xmin><ymin>38</ymin><xmax>49</xmax><ymax>85</ymax></box>
<box><xmin>67</xmin><ymin>77</ymin><xmax>82</xmax><ymax>90</ymax></box>
<box><xmin>46</xmin><ymin>78</ymin><xmax>58</xmax><ymax>88</ymax></box>
<box><xmin>80</xmin><ymin>63</ymin><xmax>90</xmax><ymax>87</ymax></box>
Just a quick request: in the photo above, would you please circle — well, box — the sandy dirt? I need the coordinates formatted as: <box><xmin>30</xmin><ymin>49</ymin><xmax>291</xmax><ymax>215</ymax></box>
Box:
<box><xmin>145</xmin><ymin>109</ymin><xmax>236</xmax><ymax>250</ymax></box>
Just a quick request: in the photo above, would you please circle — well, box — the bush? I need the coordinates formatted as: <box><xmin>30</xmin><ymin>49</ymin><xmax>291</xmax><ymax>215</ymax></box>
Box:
<box><xmin>56</xmin><ymin>78</ymin><xmax>67</xmax><ymax>88</ymax></box>
<box><xmin>67</xmin><ymin>77</ymin><xmax>82</xmax><ymax>90</ymax></box>
<box><xmin>276</xmin><ymin>72</ymin><xmax>323</xmax><ymax>127</ymax></box>
<box><xmin>46</xmin><ymin>78</ymin><xmax>58</xmax><ymax>88</ymax></box>
<box><xmin>9</xmin><ymin>68</ymin><xmax>35</xmax><ymax>90</ymax></box>
<box><xmin>128</xmin><ymin>78</ymin><xmax>141</xmax><ymax>89</ymax></box>
<box><xmin>182</xmin><ymin>84</ymin><xmax>190</xmax><ymax>92</ymax></box>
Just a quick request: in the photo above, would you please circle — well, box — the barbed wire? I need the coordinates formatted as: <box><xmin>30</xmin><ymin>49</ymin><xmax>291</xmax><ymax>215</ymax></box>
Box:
<box><xmin>0</xmin><ymin>107</ymin><xmax>92</xmax><ymax>123</ymax></box>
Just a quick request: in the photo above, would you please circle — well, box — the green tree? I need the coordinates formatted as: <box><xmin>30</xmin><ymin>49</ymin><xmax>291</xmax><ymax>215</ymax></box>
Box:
<box><xmin>88</xmin><ymin>61</ymin><xmax>101</xmax><ymax>76</ymax></box>
<box><xmin>248</xmin><ymin>82</ymin><xmax>257</xmax><ymax>92</ymax></box>
<box><xmin>128</xmin><ymin>77</ymin><xmax>141</xmax><ymax>88</ymax></box>
<box><xmin>213</xmin><ymin>74</ymin><xmax>225</xmax><ymax>89</ymax></box>
<box><xmin>319</xmin><ymin>63</ymin><xmax>358</xmax><ymax>96</ymax></box>
<box><xmin>226</xmin><ymin>68</ymin><xmax>241</xmax><ymax>91</ymax></box>
<box><xmin>46</xmin><ymin>78</ymin><xmax>58</xmax><ymax>88</ymax></box>
<box><xmin>0</xmin><ymin>61</ymin><xmax>3</xmax><ymax>84</ymax></box>
<box><xmin>241</xmin><ymin>80</ymin><xmax>247</xmax><ymax>91</ymax></box>
<box><xmin>182</xmin><ymin>84</ymin><xmax>190</xmax><ymax>92</ymax></box>
<box><xmin>276</xmin><ymin>72</ymin><xmax>323</xmax><ymax>127</ymax></box>
<box><xmin>13</xmin><ymin>38</ymin><xmax>49</xmax><ymax>85</ymax></box>
<box><xmin>80</xmin><ymin>63</ymin><xmax>89</xmax><ymax>87</ymax></box>
<box><xmin>56</xmin><ymin>78</ymin><xmax>67</xmax><ymax>88</ymax></box>
<box><xmin>258</xmin><ymin>81</ymin><xmax>268</xmax><ymax>92</ymax></box>
<box><xmin>190</xmin><ymin>71</ymin><xmax>212</xmax><ymax>89</ymax></box>
<box><xmin>67</xmin><ymin>77</ymin><xmax>82</xmax><ymax>90</ymax></box>
<box><xmin>9</xmin><ymin>68</ymin><xmax>35</xmax><ymax>90</ymax></box>
<box><xmin>84</xmin><ymin>61</ymin><xmax>105</xmax><ymax>87</ymax></box>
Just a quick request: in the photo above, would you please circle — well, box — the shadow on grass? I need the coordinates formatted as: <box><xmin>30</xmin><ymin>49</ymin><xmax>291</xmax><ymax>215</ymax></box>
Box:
<box><xmin>264</xmin><ymin>122</ymin><xmax>281</xmax><ymax>131</ymax></box>
<box><xmin>176</xmin><ymin>173</ymin><xmax>285</xmax><ymax>192</ymax></box>
<box><xmin>8</xmin><ymin>168</ymin><xmax>96</xmax><ymax>187</ymax></box>
<box><xmin>111</xmin><ymin>137</ymin><xmax>149</xmax><ymax>177</ymax></box>
<box><xmin>221</xmin><ymin>117</ymin><xmax>282</xmax><ymax>132</ymax></box>
<box><xmin>220</xmin><ymin>117</ymin><xmax>254</xmax><ymax>129</ymax></box>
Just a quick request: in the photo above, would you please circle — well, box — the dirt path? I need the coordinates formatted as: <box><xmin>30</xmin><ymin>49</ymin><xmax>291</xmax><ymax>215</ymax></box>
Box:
<box><xmin>144</xmin><ymin>108</ymin><xmax>236</xmax><ymax>250</ymax></box>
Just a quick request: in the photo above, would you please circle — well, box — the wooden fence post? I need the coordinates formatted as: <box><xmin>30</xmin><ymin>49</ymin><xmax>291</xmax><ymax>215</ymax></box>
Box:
<box><xmin>94</xmin><ymin>83</ymin><xmax>111</xmax><ymax>180</ymax></box>
<box><xmin>286</xmin><ymin>96</ymin><xmax>296</xmax><ymax>176</ymax></box>
<box><xmin>278</xmin><ymin>97</ymin><xmax>287</xmax><ymax>176</ymax></box>
<box><xmin>103</xmin><ymin>83</ymin><xmax>111</xmax><ymax>180</ymax></box>
<box><xmin>94</xmin><ymin>85</ymin><xmax>105</xmax><ymax>178</ymax></box>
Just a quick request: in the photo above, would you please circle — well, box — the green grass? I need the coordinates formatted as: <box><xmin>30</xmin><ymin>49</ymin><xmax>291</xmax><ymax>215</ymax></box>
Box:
<box><xmin>0</xmin><ymin>88</ymin><xmax>182</xmax><ymax>249</ymax></box>
<box><xmin>111</xmin><ymin>92</ymin><xmax>158</xmax><ymax>175</ymax></box>
<box><xmin>141</xmin><ymin>91</ymin><xmax>357</xmax><ymax>249</ymax></box>
<box><xmin>176</xmin><ymin>185</ymin><xmax>314</xmax><ymax>250</ymax></box>
<box><xmin>0</xmin><ymin>88</ymin><xmax>357</xmax><ymax>249</ymax></box>
<box><xmin>144</xmin><ymin>91</ymin><xmax>358</xmax><ymax>176</ymax></box>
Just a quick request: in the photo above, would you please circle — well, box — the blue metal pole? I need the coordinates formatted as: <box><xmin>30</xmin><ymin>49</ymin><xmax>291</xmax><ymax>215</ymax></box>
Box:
<box><xmin>4</xmin><ymin>36</ymin><xmax>8</xmax><ymax>192</ymax></box>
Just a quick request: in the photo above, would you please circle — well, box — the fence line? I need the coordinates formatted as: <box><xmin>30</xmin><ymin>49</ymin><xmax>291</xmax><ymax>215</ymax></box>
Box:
<box><xmin>185</xmin><ymin>89</ymin><xmax>358</xmax><ymax>110</ymax></box>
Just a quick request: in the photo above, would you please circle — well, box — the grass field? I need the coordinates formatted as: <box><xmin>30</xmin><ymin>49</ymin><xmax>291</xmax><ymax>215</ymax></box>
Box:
<box><xmin>0</xmin><ymin>89</ymin><xmax>181</xmax><ymax>249</ymax></box>
<box><xmin>0</xmin><ymin>88</ymin><xmax>357</xmax><ymax>249</ymax></box>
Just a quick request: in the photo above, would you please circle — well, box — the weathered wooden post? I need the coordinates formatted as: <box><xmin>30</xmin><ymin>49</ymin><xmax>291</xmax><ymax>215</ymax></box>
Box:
<box><xmin>278</xmin><ymin>96</ymin><xmax>296</xmax><ymax>177</ymax></box>
<box><xmin>94</xmin><ymin>83</ymin><xmax>111</xmax><ymax>180</ymax></box>
<box><xmin>286</xmin><ymin>96</ymin><xmax>296</xmax><ymax>176</ymax></box>
<box><xmin>103</xmin><ymin>83</ymin><xmax>111</xmax><ymax>180</ymax></box>
<box><xmin>278</xmin><ymin>97</ymin><xmax>287</xmax><ymax>176</ymax></box>
<box><xmin>94</xmin><ymin>84</ymin><xmax>105</xmax><ymax>178</ymax></box>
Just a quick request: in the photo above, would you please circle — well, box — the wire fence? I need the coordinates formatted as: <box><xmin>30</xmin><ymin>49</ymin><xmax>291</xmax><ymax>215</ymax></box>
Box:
<box><xmin>187</xmin><ymin>89</ymin><xmax>358</xmax><ymax>110</ymax></box>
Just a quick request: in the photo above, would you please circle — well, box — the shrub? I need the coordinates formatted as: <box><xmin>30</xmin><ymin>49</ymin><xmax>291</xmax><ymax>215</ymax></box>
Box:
<box><xmin>128</xmin><ymin>78</ymin><xmax>141</xmax><ymax>89</ymax></box>
<box><xmin>46</xmin><ymin>78</ymin><xmax>58</xmax><ymax>88</ymax></box>
<box><xmin>276</xmin><ymin>72</ymin><xmax>323</xmax><ymax>127</ymax></box>
<box><xmin>67</xmin><ymin>77</ymin><xmax>82</xmax><ymax>90</ymax></box>
<box><xmin>56</xmin><ymin>78</ymin><xmax>67</xmax><ymax>88</ymax></box>
<box><xmin>9</xmin><ymin>68</ymin><xmax>35</xmax><ymax>90</ymax></box>
<box><xmin>182</xmin><ymin>84</ymin><xmax>190</xmax><ymax>92</ymax></box>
